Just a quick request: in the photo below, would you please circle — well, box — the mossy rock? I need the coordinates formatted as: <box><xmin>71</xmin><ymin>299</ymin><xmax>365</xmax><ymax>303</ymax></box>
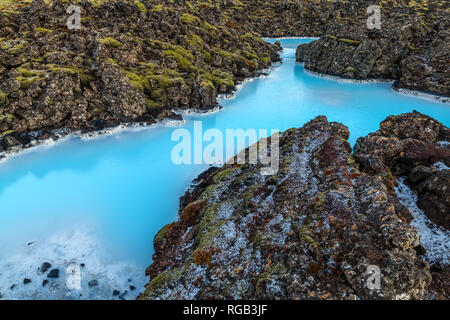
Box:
<box><xmin>34</xmin><ymin>27</ymin><xmax>52</xmax><ymax>34</ymax></box>
<box><xmin>180</xmin><ymin>13</ymin><xmax>199</xmax><ymax>25</ymax></box>
<box><xmin>338</xmin><ymin>38</ymin><xmax>362</xmax><ymax>46</ymax></box>
<box><xmin>146</xmin><ymin>99</ymin><xmax>163</xmax><ymax>110</ymax></box>
<box><xmin>134</xmin><ymin>0</ymin><xmax>147</xmax><ymax>13</ymax></box>
<box><xmin>99</xmin><ymin>37</ymin><xmax>122</xmax><ymax>48</ymax></box>
<box><xmin>123</xmin><ymin>70</ymin><xmax>150</xmax><ymax>92</ymax></box>
<box><xmin>0</xmin><ymin>90</ymin><xmax>7</xmax><ymax>105</ymax></box>
<box><xmin>142</xmin><ymin>267</ymin><xmax>183</xmax><ymax>297</ymax></box>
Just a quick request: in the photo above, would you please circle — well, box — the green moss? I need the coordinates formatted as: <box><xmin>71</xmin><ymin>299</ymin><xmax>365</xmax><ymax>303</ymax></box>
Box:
<box><xmin>141</xmin><ymin>267</ymin><xmax>182</xmax><ymax>298</ymax></box>
<box><xmin>17</xmin><ymin>67</ymin><xmax>46</xmax><ymax>78</ymax></box>
<box><xmin>146</xmin><ymin>99</ymin><xmax>163</xmax><ymax>110</ymax></box>
<box><xmin>1</xmin><ymin>41</ymin><xmax>25</xmax><ymax>55</ymax></box>
<box><xmin>153</xmin><ymin>223</ymin><xmax>170</xmax><ymax>246</ymax></box>
<box><xmin>185</xmin><ymin>34</ymin><xmax>204</xmax><ymax>49</ymax></box>
<box><xmin>0</xmin><ymin>90</ymin><xmax>7</xmax><ymax>105</ymax></box>
<box><xmin>47</xmin><ymin>64</ymin><xmax>94</xmax><ymax>85</ymax></box>
<box><xmin>338</xmin><ymin>38</ymin><xmax>362</xmax><ymax>46</ymax></box>
<box><xmin>99</xmin><ymin>37</ymin><xmax>122</xmax><ymax>48</ymax></box>
<box><xmin>347</xmin><ymin>156</ymin><xmax>356</xmax><ymax>165</ymax></box>
<box><xmin>261</xmin><ymin>56</ymin><xmax>271</xmax><ymax>64</ymax></box>
<box><xmin>123</xmin><ymin>70</ymin><xmax>149</xmax><ymax>92</ymax></box>
<box><xmin>163</xmin><ymin>48</ymin><xmax>197</xmax><ymax>72</ymax></box>
<box><xmin>255</xmin><ymin>264</ymin><xmax>287</xmax><ymax>298</ymax></box>
<box><xmin>148</xmin><ymin>74</ymin><xmax>182</xmax><ymax>89</ymax></box>
<box><xmin>34</xmin><ymin>27</ymin><xmax>52</xmax><ymax>34</ymax></box>
<box><xmin>17</xmin><ymin>75</ymin><xmax>44</xmax><ymax>89</ymax></box>
<box><xmin>150</xmin><ymin>88</ymin><xmax>165</xmax><ymax>100</ymax></box>
<box><xmin>213</xmin><ymin>167</ymin><xmax>238</xmax><ymax>183</ymax></box>
<box><xmin>151</xmin><ymin>4</ymin><xmax>164</xmax><ymax>12</ymax></box>
<box><xmin>299</xmin><ymin>226</ymin><xmax>319</xmax><ymax>246</ymax></box>
<box><xmin>134</xmin><ymin>0</ymin><xmax>147</xmax><ymax>12</ymax></box>
<box><xmin>0</xmin><ymin>129</ymin><xmax>15</xmax><ymax>136</ymax></box>
<box><xmin>180</xmin><ymin>13</ymin><xmax>199</xmax><ymax>25</ymax></box>
<box><xmin>343</xmin><ymin>66</ymin><xmax>356</xmax><ymax>73</ymax></box>
<box><xmin>408</xmin><ymin>44</ymin><xmax>419</xmax><ymax>51</ymax></box>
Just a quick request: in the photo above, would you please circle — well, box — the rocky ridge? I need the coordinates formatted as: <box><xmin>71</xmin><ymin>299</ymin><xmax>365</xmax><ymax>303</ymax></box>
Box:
<box><xmin>140</xmin><ymin>112</ymin><xmax>449</xmax><ymax>300</ymax></box>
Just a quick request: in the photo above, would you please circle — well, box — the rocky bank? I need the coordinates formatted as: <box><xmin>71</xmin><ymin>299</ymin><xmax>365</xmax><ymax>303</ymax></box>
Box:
<box><xmin>0</xmin><ymin>0</ymin><xmax>282</xmax><ymax>156</ymax></box>
<box><xmin>296</xmin><ymin>0</ymin><xmax>450</xmax><ymax>97</ymax></box>
<box><xmin>140</xmin><ymin>112</ymin><xmax>449</xmax><ymax>300</ymax></box>
<box><xmin>1</xmin><ymin>0</ymin><xmax>449</xmax><ymax>156</ymax></box>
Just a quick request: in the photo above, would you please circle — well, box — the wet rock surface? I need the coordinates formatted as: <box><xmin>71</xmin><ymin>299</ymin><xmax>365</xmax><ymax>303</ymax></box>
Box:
<box><xmin>139</xmin><ymin>114</ymin><xmax>449</xmax><ymax>300</ymax></box>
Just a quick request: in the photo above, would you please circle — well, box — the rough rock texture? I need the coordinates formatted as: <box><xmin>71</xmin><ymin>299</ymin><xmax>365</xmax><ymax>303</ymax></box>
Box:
<box><xmin>140</xmin><ymin>116</ymin><xmax>433</xmax><ymax>300</ymax></box>
<box><xmin>0</xmin><ymin>0</ymin><xmax>281</xmax><ymax>154</ymax></box>
<box><xmin>354</xmin><ymin>111</ymin><xmax>450</xmax><ymax>230</ymax></box>
<box><xmin>2</xmin><ymin>0</ymin><xmax>449</xmax><ymax>155</ymax></box>
<box><xmin>354</xmin><ymin>111</ymin><xmax>449</xmax><ymax>300</ymax></box>
<box><xmin>296</xmin><ymin>0</ymin><xmax>450</xmax><ymax>97</ymax></box>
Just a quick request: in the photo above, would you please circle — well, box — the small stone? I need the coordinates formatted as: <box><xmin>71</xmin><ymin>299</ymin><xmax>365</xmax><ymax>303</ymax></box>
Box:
<box><xmin>38</xmin><ymin>262</ymin><xmax>52</xmax><ymax>274</ymax></box>
<box><xmin>23</xmin><ymin>278</ymin><xmax>32</xmax><ymax>284</ymax></box>
<box><xmin>88</xmin><ymin>280</ymin><xmax>99</xmax><ymax>288</ymax></box>
<box><xmin>80</xmin><ymin>263</ymin><xmax>85</xmax><ymax>268</ymax></box>
<box><xmin>113</xmin><ymin>290</ymin><xmax>120</xmax><ymax>296</ymax></box>
<box><xmin>42</xmin><ymin>280</ymin><xmax>48</xmax><ymax>287</ymax></box>
<box><xmin>10</xmin><ymin>284</ymin><xmax>16</xmax><ymax>290</ymax></box>
<box><xmin>119</xmin><ymin>290</ymin><xmax>128</xmax><ymax>300</ymax></box>
<box><xmin>129</xmin><ymin>285</ymin><xmax>136</xmax><ymax>291</ymax></box>
<box><xmin>47</xmin><ymin>269</ymin><xmax>59</xmax><ymax>278</ymax></box>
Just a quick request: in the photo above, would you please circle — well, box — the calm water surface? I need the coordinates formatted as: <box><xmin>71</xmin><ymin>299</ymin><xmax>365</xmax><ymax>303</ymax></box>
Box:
<box><xmin>0</xmin><ymin>38</ymin><xmax>448</xmax><ymax>299</ymax></box>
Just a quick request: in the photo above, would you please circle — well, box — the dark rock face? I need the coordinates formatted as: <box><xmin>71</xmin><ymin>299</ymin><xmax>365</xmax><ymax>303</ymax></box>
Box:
<box><xmin>296</xmin><ymin>2</ymin><xmax>449</xmax><ymax>97</ymax></box>
<box><xmin>354</xmin><ymin>111</ymin><xmax>449</xmax><ymax>300</ymax></box>
<box><xmin>354</xmin><ymin>111</ymin><xmax>450</xmax><ymax>230</ymax></box>
<box><xmin>47</xmin><ymin>269</ymin><xmax>59</xmax><ymax>278</ymax></box>
<box><xmin>141</xmin><ymin>116</ymin><xmax>433</xmax><ymax>300</ymax></box>
<box><xmin>38</xmin><ymin>262</ymin><xmax>52</xmax><ymax>275</ymax></box>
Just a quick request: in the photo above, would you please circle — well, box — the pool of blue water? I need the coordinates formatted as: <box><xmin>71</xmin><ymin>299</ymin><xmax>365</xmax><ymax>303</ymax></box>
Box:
<box><xmin>0</xmin><ymin>38</ymin><xmax>448</xmax><ymax>299</ymax></box>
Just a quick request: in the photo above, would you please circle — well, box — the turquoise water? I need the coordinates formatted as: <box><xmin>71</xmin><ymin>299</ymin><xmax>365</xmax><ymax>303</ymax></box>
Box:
<box><xmin>0</xmin><ymin>38</ymin><xmax>448</xmax><ymax>299</ymax></box>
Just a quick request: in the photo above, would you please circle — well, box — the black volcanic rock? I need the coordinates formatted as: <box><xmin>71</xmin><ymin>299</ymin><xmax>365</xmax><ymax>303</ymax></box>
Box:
<box><xmin>47</xmin><ymin>269</ymin><xmax>59</xmax><ymax>278</ymax></box>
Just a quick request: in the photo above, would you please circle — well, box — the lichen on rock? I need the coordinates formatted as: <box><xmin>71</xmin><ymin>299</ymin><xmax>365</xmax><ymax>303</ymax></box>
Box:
<box><xmin>140</xmin><ymin>114</ymin><xmax>440</xmax><ymax>300</ymax></box>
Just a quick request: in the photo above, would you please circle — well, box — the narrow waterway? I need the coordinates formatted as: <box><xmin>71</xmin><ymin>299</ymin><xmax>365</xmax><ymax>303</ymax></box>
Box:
<box><xmin>0</xmin><ymin>38</ymin><xmax>448</xmax><ymax>299</ymax></box>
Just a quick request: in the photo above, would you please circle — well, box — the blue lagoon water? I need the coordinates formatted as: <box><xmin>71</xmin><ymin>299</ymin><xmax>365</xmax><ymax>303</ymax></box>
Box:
<box><xmin>0</xmin><ymin>38</ymin><xmax>448</xmax><ymax>299</ymax></box>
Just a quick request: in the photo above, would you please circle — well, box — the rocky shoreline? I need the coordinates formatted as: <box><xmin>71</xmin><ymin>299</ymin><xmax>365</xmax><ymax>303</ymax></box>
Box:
<box><xmin>140</xmin><ymin>112</ymin><xmax>449</xmax><ymax>300</ymax></box>
<box><xmin>295</xmin><ymin>1</ymin><xmax>449</xmax><ymax>97</ymax></box>
<box><xmin>1</xmin><ymin>0</ymin><xmax>449</xmax><ymax>301</ymax></box>
<box><xmin>1</xmin><ymin>0</ymin><xmax>449</xmax><ymax>156</ymax></box>
<box><xmin>0</xmin><ymin>0</ymin><xmax>281</xmax><ymax>155</ymax></box>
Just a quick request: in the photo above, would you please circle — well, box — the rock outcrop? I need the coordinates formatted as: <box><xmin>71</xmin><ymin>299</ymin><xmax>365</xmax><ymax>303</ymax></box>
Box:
<box><xmin>2</xmin><ymin>1</ymin><xmax>449</xmax><ymax>156</ymax></box>
<box><xmin>0</xmin><ymin>0</ymin><xmax>281</xmax><ymax>154</ymax></box>
<box><xmin>296</xmin><ymin>1</ymin><xmax>450</xmax><ymax>97</ymax></box>
<box><xmin>354</xmin><ymin>111</ymin><xmax>449</xmax><ymax>300</ymax></box>
<box><xmin>354</xmin><ymin>111</ymin><xmax>450</xmax><ymax>230</ymax></box>
<box><xmin>140</xmin><ymin>114</ymin><xmax>443</xmax><ymax>300</ymax></box>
